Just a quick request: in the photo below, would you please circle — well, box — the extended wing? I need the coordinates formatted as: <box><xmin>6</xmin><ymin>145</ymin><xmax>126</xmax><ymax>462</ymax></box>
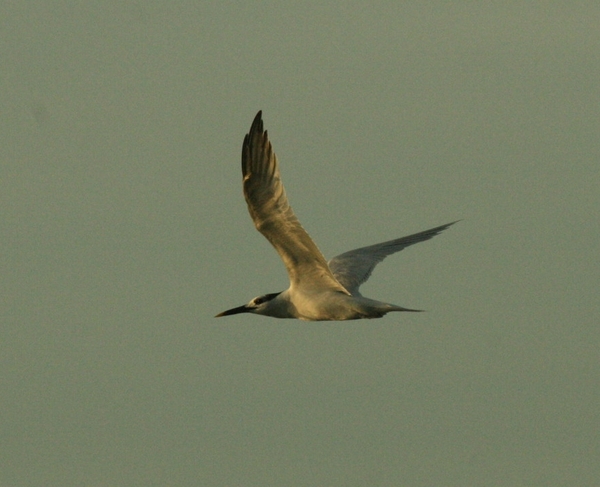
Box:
<box><xmin>242</xmin><ymin>111</ymin><xmax>349</xmax><ymax>294</ymax></box>
<box><xmin>328</xmin><ymin>221</ymin><xmax>458</xmax><ymax>295</ymax></box>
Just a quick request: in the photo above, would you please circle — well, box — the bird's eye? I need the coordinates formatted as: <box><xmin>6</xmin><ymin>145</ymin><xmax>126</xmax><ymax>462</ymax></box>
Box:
<box><xmin>254</xmin><ymin>297</ymin><xmax>264</xmax><ymax>305</ymax></box>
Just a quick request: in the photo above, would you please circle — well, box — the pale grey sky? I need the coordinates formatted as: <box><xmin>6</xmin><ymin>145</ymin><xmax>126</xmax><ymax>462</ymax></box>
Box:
<box><xmin>2</xmin><ymin>2</ymin><xmax>599</xmax><ymax>486</ymax></box>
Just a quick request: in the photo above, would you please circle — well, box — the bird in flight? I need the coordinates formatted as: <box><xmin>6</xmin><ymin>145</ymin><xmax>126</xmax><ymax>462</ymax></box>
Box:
<box><xmin>216</xmin><ymin>111</ymin><xmax>457</xmax><ymax>321</ymax></box>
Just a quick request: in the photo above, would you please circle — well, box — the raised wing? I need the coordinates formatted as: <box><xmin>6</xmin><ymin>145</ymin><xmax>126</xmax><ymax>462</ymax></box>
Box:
<box><xmin>242</xmin><ymin>111</ymin><xmax>349</xmax><ymax>294</ymax></box>
<box><xmin>328</xmin><ymin>221</ymin><xmax>458</xmax><ymax>295</ymax></box>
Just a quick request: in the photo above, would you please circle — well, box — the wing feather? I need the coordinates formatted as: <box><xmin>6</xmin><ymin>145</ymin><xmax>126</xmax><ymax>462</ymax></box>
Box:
<box><xmin>328</xmin><ymin>221</ymin><xmax>458</xmax><ymax>295</ymax></box>
<box><xmin>242</xmin><ymin>111</ymin><xmax>349</xmax><ymax>294</ymax></box>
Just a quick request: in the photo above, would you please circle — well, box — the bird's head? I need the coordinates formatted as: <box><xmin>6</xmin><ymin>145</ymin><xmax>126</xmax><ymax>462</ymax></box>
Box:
<box><xmin>215</xmin><ymin>292</ymin><xmax>282</xmax><ymax>318</ymax></box>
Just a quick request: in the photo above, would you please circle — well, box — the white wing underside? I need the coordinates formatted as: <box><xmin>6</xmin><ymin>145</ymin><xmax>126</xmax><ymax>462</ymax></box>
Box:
<box><xmin>328</xmin><ymin>221</ymin><xmax>458</xmax><ymax>295</ymax></box>
<box><xmin>242</xmin><ymin>111</ymin><xmax>350</xmax><ymax>294</ymax></box>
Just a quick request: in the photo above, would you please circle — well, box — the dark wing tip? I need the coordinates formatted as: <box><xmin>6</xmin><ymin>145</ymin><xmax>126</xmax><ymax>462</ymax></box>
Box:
<box><xmin>434</xmin><ymin>220</ymin><xmax>461</xmax><ymax>231</ymax></box>
<box><xmin>243</xmin><ymin>111</ymin><xmax>266</xmax><ymax>177</ymax></box>
<box><xmin>245</xmin><ymin>110</ymin><xmax>267</xmax><ymax>155</ymax></box>
<box><xmin>250</xmin><ymin>110</ymin><xmax>263</xmax><ymax>134</ymax></box>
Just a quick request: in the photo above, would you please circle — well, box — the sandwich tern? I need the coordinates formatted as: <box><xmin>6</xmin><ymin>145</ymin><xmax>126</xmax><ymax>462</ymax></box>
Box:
<box><xmin>216</xmin><ymin>111</ymin><xmax>457</xmax><ymax>321</ymax></box>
